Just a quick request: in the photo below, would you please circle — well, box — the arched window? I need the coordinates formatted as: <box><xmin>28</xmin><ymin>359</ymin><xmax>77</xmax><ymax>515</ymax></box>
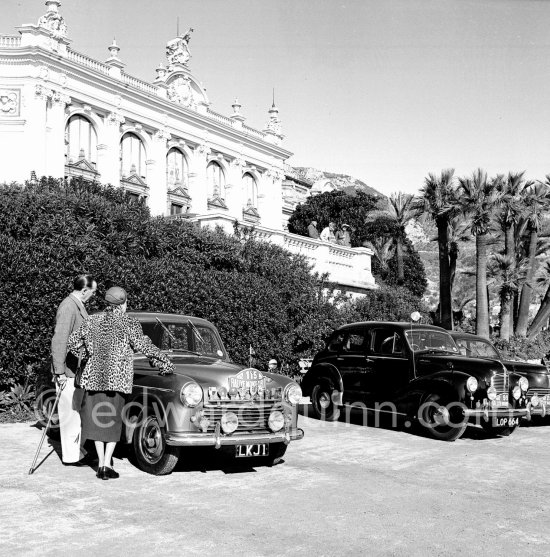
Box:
<box><xmin>65</xmin><ymin>115</ymin><xmax>97</xmax><ymax>164</ymax></box>
<box><xmin>120</xmin><ymin>132</ymin><xmax>146</xmax><ymax>179</ymax></box>
<box><xmin>207</xmin><ymin>161</ymin><xmax>225</xmax><ymax>199</ymax></box>
<box><xmin>243</xmin><ymin>172</ymin><xmax>258</xmax><ymax>208</ymax></box>
<box><xmin>166</xmin><ymin>148</ymin><xmax>188</xmax><ymax>189</ymax></box>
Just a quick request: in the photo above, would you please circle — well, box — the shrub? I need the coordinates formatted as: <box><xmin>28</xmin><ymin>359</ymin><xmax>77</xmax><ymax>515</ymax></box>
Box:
<box><xmin>492</xmin><ymin>333</ymin><xmax>550</xmax><ymax>361</ymax></box>
<box><xmin>341</xmin><ymin>285</ymin><xmax>430</xmax><ymax>323</ymax></box>
<box><xmin>0</xmin><ymin>177</ymin><xmax>343</xmax><ymax>386</ymax></box>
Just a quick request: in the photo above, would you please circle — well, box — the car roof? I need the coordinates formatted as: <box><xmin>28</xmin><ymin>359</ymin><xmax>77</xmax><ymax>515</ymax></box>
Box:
<box><xmin>128</xmin><ymin>311</ymin><xmax>215</xmax><ymax>328</ymax></box>
<box><xmin>337</xmin><ymin>322</ymin><xmax>447</xmax><ymax>332</ymax></box>
<box><xmin>448</xmin><ymin>331</ymin><xmax>489</xmax><ymax>341</ymax></box>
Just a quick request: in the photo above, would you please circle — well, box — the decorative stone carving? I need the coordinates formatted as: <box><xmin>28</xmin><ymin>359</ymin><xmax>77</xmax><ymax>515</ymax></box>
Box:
<box><xmin>0</xmin><ymin>90</ymin><xmax>19</xmax><ymax>116</ymax></box>
<box><xmin>35</xmin><ymin>84</ymin><xmax>53</xmax><ymax>101</ymax></box>
<box><xmin>231</xmin><ymin>156</ymin><xmax>245</xmax><ymax>168</ymax></box>
<box><xmin>166</xmin><ymin>27</ymin><xmax>193</xmax><ymax>68</ymax></box>
<box><xmin>51</xmin><ymin>90</ymin><xmax>71</xmax><ymax>106</ymax></box>
<box><xmin>197</xmin><ymin>141</ymin><xmax>210</xmax><ymax>156</ymax></box>
<box><xmin>37</xmin><ymin>1</ymin><xmax>68</xmax><ymax>39</ymax></box>
<box><xmin>154</xmin><ymin>129</ymin><xmax>171</xmax><ymax>143</ymax></box>
<box><xmin>167</xmin><ymin>76</ymin><xmax>197</xmax><ymax>108</ymax></box>
<box><xmin>38</xmin><ymin>66</ymin><xmax>50</xmax><ymax>80</ymax></box>
<box><xmin>106</xmin><ymin>111</ymin><xmax>125</xmax><ymax>127</ymax></box>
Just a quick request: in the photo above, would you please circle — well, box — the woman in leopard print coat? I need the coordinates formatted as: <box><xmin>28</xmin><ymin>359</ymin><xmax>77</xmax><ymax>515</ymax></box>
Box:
<box><xmin>67</xmin><ymin>286</ymin><xmax>173</xmax><ymax>480</ymax></box>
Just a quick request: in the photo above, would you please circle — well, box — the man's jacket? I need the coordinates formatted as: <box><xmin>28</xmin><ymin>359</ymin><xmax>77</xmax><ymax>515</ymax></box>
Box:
<box><xmin>51</xmin><ymin>295</ymin><xmax>88</xmax><ymax>376</ymax></box>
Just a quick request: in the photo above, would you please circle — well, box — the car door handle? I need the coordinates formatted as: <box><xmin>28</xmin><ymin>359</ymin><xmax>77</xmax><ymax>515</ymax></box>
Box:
<box><xmin>365</xmin><ymin>358</ymin><xmax>374</xmax><ymax>364</ymax></box>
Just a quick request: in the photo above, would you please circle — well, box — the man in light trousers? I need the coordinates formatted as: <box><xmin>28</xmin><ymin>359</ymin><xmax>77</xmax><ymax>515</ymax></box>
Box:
<box><xmin>51</xmin><ymin>274</ymin><xmax>97</xmax><ymax>464</ymax></box>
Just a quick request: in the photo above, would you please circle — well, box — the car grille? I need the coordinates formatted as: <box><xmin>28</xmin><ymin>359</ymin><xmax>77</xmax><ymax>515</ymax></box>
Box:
<box><xmin>202</xmin><ymin>401</ymin><xmax>282</xmax><ymax>432</ymax></box>
<box><xmin>491</xmin><ymin>370</ymin><xmax>508</xmax><ymax>394</ymax></box>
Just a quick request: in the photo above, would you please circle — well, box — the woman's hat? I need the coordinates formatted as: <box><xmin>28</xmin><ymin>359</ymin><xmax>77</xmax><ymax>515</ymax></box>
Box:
<box><xmin>268</xmin><ymin>359</ymin><xmax>278</xmax><ymax>366</ymax></box>
<box><xmin>342</xmin><ymin>223</ymin><xmax>350</xmax><ymax>229</ymax></box>
<box><xmin>105</xmin><ymin>286</ymin><xmax>127</xmax><ymax>305</ymax></box>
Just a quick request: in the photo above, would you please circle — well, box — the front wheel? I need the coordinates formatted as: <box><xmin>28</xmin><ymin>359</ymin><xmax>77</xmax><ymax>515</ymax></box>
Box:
<box><xmin>418</xmin><ymin>393</ymin><xmax>467</xmax><ymax>442</ymax></box>
<box><xmin>311</xmin><ymin>381</ymin><xmax>340</xmax><ymax>421</ymax></box>
<box><xmin>130</xmin><ymin>409</ymin><xmax>180</xmax><ymax>475</ymax></box>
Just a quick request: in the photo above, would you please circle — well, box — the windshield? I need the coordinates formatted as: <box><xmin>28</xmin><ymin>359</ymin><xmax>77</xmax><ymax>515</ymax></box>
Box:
<box><xmin>456</xmin><ymin>338</ymin><xmax>500</xmax><ymax>359</ymax></box>
<box><xmin>405</xmin><ymin>330</ymin><xmax>460</xmax><ymax>354</ymax></box>
<box><xmin>158</xmin><ymin>320</ymin><xmax>225</xmax><ymax>358</ymax></box>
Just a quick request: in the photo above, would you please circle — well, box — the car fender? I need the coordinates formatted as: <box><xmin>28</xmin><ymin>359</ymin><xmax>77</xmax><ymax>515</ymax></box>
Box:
<box><xmin>301</xmin><ymin>363</ymin><xmax>343</xmax><ymax>397</ymax></box>
<box><xmin>123</xmin><ymin>389</ymin><xmax>171</xmax><ymax>444</ymax></box>
<box><xmin>408</xmin><ymin>370</ymin><xmax>472</xmax><ymax>405</ymax></box>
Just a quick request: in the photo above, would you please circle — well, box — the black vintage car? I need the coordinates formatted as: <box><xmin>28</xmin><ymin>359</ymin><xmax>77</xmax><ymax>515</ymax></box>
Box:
<box><xmin>37</xmin><ymin>312</ymin><xmax>304</xmax><ymax>475</ymax></box>
<box><xmin>449</xmin><ymin>331</ymin><xmax>550</xmax><ymax>419</ymax></box>
<box><xmin>301</xmin><ymin>322</ymin><xmax>529</xmax><ymax>441</ymax></box>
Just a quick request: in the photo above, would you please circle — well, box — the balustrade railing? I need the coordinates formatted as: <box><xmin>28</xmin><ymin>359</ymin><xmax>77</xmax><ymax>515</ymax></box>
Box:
<box><xmin>0</xmin><ymin>35</ymin><xmax>21</xmax><ymax>48</ymax></box>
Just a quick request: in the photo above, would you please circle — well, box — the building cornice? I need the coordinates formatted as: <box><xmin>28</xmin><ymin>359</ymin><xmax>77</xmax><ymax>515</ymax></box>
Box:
<box><xmin>0</xmin><ymin>45</ymin><xmax>293</xmax><ymax>160</ymax></box>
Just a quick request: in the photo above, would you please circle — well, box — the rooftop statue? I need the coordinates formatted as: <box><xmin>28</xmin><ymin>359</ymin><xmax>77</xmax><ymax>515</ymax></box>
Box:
<box><xmin>166</xmin><ymin>27</ymin><xmax>194</xmax><ymax>67</ymax></box>
<box><xmin>38</xmin><ymin>1</ymin><xmax>68</xmax><ymax>39</ymax></box>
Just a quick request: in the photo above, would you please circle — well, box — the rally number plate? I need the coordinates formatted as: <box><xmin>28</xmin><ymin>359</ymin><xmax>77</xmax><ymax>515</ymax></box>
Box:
<box><xmin>495</xmin><ymin>416</ymin><xmax>519</xmax><ymax>427</ymax></box>
<box><xmin>235</xmin><ymin>444</ymin><xmax>269</xmax><ymax>458</ymax></box>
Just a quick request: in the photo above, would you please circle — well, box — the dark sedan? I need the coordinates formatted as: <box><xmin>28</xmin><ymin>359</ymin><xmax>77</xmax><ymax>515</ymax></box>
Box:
<box><xmin>449</xmin><ymin>331</ymin><xmax>550</xmax><ymax>419</ymax></box>
<box><xmin>301</xmin><ymin>322</ymin><xmax>529</xmax><ymax>441</ymax></box>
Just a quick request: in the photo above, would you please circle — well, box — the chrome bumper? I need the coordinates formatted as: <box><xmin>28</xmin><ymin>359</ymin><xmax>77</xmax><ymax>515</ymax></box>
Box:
<box><xmin>165</xmin><ymin>428</ymin><xmax>305</xmax><ymax>447</ymax></box>
<box><xmin>464</xmin><ymin>407</ymin><xmax>528</xmax><ymax>419</ymax></box>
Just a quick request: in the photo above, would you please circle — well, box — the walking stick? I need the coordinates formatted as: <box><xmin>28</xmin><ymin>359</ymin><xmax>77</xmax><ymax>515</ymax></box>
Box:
<box><xmin>28</xmin><ymin>384</ymin><xmax>63</xmax><ymax>475</ymax></box>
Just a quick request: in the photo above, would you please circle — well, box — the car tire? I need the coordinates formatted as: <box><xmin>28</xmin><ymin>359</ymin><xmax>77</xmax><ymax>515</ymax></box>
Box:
<box><xmin>311</xmin><ymin>380</ymin><xmax>340</xmax><ymax>421</ymax></box>
<box><xmin>267</xmin><ymin>442</ymin><xmax>287</xmax><ymax>466</ymax></box>
<box><xmin>481</xmin><ymin>421</ymin><xmax>518</xmax><ymax>437</ymax></box>
<box><xmin>130</xmin><ymin>408</ymin><xmax>180</xmax><ymax>475</ymax></box>
<box><xmin>418</xmin><ymin>393</ymin><xmax>467</xmax><ymax>442</ymax></box>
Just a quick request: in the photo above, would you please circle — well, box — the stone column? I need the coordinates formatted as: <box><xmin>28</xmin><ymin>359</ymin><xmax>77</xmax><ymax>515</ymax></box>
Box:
<box><xmin>225</xmin><ymin>157</ymin><xmax>245</xmax><ymax>219</ymax></box>
<box><xmin>187</xmin><ymin>142</ymin><xmax>209</xmax><ymax>215</ymax></box>
<box><xmin>98</xmin><ymin>112</ymin><xmax>125</xmax><ymax>187</ymax></box>
<box><xmin>147</xmin><ymin>129</ymin><xmax>170</xmax><ymax>216</ymax></box>
<box><xmin>259</xmin><ymin>167</ymin><xmax>284</xmax><ymax>230</ymax></box>
<box><xmin>26</xmin><ymin>84</ymin><xmax>51</xmax><ymax>178</ymax></box>
<box><xmin>45</xmin><ymin>90</ymin><xmax>71</xmax><ymax>178</ymax></box>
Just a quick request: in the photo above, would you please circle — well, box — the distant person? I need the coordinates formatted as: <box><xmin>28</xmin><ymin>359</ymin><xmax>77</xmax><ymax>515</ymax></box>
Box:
<box><xmin>67</xmin><ymin>286</ymin><xmax>173</xmax><ymax>480</ymax></box>
<box><xmin>320</xmin><ymin>221</ymin><xmax>337</xmax><ymax>243</ymax></box>
<box><xmin>51</xmin><ymin>274</ymin><xmax>97</xmax><ymax>465</ymax></box>
<box><xmin>336</xmin><ymin>224</ymin><xmax>351</xmax><ymax>247</ymax></box>
<box><xmin>307</xmin><ymin>220</ymin><xmax>319</xmax><ymax>239</ymax></box>
<box><xmin>268</xmin><ymin>359</ymin><xmax>279</xmax><ymax>372</ymax></box>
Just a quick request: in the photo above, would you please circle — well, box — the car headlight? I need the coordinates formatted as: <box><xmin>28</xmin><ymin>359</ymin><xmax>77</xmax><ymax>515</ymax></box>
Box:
<box><xmin>512</xmin><ymin>386</ymin><xmax>521</xmax><ymax>400</ymax></box>
<box><xmin>268</xmin><ymin>410</ymin><xmax>285</xmax><ymax>432</ymax></box>
<box><xmin>221</xmin><ymin>412</ymin><xmax>238</xmax><ymax>433</ymax></box>
<box><xmin>487</xmin><ymin>386</ymin><xmax>497</xmax><ymax>401</ymax></box>
<box><xmin>519</xmin><ymin>377</ymin><xmax>529</xmax><ymax>392</ymax></box>
<box><xmin>180</xmin><ymin>383</ymin><xmax>203</xmax><ymax>407</ymax></box>
<box><xmin>531</xmin><ymin>394</ymin><xmax>540</xmax><ymax>408</ymax></box>
<box><xmin>284</xmin><ymin>384</ymin><xmax>302</xmax><ymax>405</ymax></box>
<box><xmin>466</xmin><ymin>376</ymin><xmax>478</xmax><ymax>393</ymax></box>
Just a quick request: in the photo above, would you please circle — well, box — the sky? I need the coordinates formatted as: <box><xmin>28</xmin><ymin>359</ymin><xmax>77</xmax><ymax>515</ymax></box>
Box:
<box><xmin>3</xmin><ymin>0</ymin><xmax>550</xmax><ymax>196</ymax></box>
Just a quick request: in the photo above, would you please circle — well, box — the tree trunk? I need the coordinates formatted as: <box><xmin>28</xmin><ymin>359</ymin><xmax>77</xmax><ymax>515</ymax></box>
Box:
<box><xmin>449</xmin><ymin>242</ymin><xmax>458</xmax><ymax>292</ymax></box>
<box><xmin>528</xmin><ymin>285</ymin><xmax>550</xmax><ymax>339</ymax></box>
<box><xmin>396</xmin><ymin>237</ymin><xmax>404</xmax><ymax>285</ymax></box>
<box><xmin>475</xmin><ymin>233</ymin><xmax>490</xmax><ymax>338</ymax></box>
<box><xmin>516</xmin><ymin>228</ymin><xmax>538</xmax><ymax>337</ymax></box>
<box><xmin>437</xmin><ymin>219</ymin><xmax>453</xmax><ymax>330</ymax></box>
<box><xmin>499</xmin><ymin>224</ymin><xmax>515</xmax><ymax>339</ymax></box>
<box><xmin>500</xmin><ymin>293</ymin><xmax>513</xmax><ymax>340</ymax></box>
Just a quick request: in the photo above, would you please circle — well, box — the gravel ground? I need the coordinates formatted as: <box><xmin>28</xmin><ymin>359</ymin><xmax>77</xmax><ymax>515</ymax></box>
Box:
<box><xmin>1</xmin><ymin>410</ymin><xmax>549</xmax><ymax>556</ymax></box>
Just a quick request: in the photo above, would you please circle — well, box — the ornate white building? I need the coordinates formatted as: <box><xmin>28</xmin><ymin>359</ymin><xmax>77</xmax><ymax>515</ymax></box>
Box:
<box><xmin>0</xmin><ymin>1</ymin><xmax>376</xmax><ymax>293</ymax></box>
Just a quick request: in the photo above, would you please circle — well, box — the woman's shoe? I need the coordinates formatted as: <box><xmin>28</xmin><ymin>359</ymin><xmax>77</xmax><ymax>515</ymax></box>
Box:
<box><xmin>96</xmin><ymin>466</ymin><xmax>108</xmax><ymax>480</ymax></box>
<box><xmin>103</xmin><ymin>466</ymin><xmax>120</xmax><ymax>479</ymax></box>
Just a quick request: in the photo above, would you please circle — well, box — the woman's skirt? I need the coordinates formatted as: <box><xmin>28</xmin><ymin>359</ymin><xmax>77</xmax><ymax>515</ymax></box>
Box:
<box><xmin>80</xmin><ymin>391</ymin><xmax>125</xmax><ymax>443</ymax></box>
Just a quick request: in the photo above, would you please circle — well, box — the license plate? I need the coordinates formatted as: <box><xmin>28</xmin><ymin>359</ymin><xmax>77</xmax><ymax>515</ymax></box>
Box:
<box><xmin>235</xmin><ymin>444</ymin><xmax>269</xmax><ymax>458</ymax></box>
<box><xmin>494</xmin><ymin>417</ymin><xmax>519</xmax><ymax>427</ymax></box>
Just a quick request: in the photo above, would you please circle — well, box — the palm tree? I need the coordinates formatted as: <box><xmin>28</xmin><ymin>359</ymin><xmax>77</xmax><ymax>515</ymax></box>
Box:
<box><xmin>527</xmin><ymin>261</ymin><xmax>550</xmax><ymax>338</ymax></box>
<box><xmin>365</xmin><ymin>236</ymin><xmax>394</xmax><ymax>280</ymax></box>
<box><xmin>458</xmin><ymin>169</ymin><xmax>500</xmax><ymax>339</ymax></box>
<box><xmin>489</xmin><ymin>254</ymin><xmax>525</xmax><ymax>340</ymax></box>
<box><xmin>447</xmin><ymin>216</ymin><xmax>470</xmax><ymax>292</ymax></box>
<box><xmin>496</xmin><ymin>172</ymin><xmax>532</xmax><ymax>337</ymax></box>
<box><xmin>387</xmin><ymin>192</ymin><xmax>417</xmax><ymax>285</ymax></box>
<box><xmin>415</xmin><ymin>169</ymin><xmax>459</xmax><ymax>330</ymax></box>
<box><xmin>515</xmin><ymin>180</ymin><xmax>550</xmax><ymax>337</ymax></box>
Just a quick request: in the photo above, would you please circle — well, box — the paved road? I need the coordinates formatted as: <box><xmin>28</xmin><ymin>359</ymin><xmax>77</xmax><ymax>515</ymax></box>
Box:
<box><xmin>1</xmin><ymin>411</ymin><xmax>550</xmax><ymax>556</ymax></box>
